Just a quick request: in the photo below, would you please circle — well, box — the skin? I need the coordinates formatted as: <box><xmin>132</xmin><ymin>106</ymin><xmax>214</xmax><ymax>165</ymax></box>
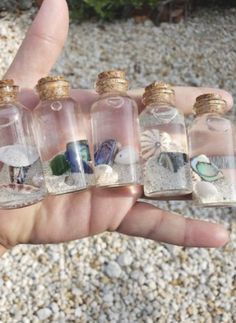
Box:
<box><xmin>0</xmin><ymin>0</ymin><xmax>233</xmax><ymax>257</ymax></box>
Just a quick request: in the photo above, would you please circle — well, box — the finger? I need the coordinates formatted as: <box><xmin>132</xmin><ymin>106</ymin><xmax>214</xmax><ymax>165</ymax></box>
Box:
<box><xmin>4</xmin><ymin>0</ymin><xmax>69</xmax><ymax>88</ymax></box>
<box><xmin>117</xmin><ymin>202</ymin><xmax>229</xmax><ymax>247</ymax></box>
<box><xmin>0</xmin><ymin>245</ymin><xmax>7</xmax><ymax>257</ymax></box>
<box><xmin>128</xmin><ymin>86</ymin><xmax>233</xmax><ymax>115</ymax></box>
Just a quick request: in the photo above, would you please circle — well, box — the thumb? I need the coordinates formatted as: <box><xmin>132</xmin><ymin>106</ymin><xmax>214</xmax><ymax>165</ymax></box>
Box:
<box><xmin>4</xmin><ymin>0</ymin><xmax>69</xmax><ymax>88</ymax></box>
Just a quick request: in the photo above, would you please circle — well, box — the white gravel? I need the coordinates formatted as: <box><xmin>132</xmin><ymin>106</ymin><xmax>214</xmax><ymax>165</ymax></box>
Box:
<box><xmin>0</xmin><ymin>6</ymin><xmax>236</xmax><ymax>323</ymax></box>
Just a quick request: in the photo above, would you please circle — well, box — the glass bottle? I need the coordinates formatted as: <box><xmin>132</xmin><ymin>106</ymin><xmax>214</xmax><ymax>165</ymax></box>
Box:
<box><xmin>34</xmin><ymin>76</ymin><xmax>93</xmax><ymax>195</ymax></box>
<box><xmin>0</xmin><ymin>79</ymin><xmax>46</xmax><ymax>208</ymax></box>
<box><xmin>188</xmin><ymin>93</ymin><xmax>236</xmax><ymax>206</ymax></box>
<box><xmin>91</xmin><ymin>70</ymin><xmax>142</xmax><ymax>187</ymax></box>
<box><xmin>139</xmin><ymin>82</ymin><xmax>192</xmax><ymax>197</ymax></box>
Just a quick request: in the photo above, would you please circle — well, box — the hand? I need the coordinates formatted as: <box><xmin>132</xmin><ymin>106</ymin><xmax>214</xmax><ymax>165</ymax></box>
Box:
<box><xmin>1</xmin><ymin>0</ymin><xmax>232</xmax><ymax>257</ymax></box>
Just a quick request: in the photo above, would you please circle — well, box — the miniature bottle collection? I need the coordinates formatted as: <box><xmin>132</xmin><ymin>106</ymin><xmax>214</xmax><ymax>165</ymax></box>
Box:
<box><xmin>188</xmin><ymin>93</ymin><xmax>236</xmax><ymax>206</ymax></box>
<box><xmin>139</xmin><ymin>82</ymin><xmax>192</xmax><ymax>197</ymax></box>
<box><xmin>0</xmin><ymin>72</ymin><xmax>235</xmax><ymax>209</ymax></box>
<box><xmin>33</xmin><ymin>76</ymin><xmax>94</xmax><ymax>195</ymax></box>
<box><xmin>0</xmin><ymin>80</ymin><xmax>46</xmax><ymax>208</ymax></box>
<box><xmin>90</xmin><ymin>70</ymin><xmax>142</xmax><ymax>187</ymax></box>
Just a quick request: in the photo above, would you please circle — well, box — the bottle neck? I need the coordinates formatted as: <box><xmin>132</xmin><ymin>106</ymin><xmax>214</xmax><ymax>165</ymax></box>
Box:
<box><xmin>99</xmin><ymin>90</ymin><xmax>128</xmax><ymax>98</ymax></box>
<box><xmin>0</xmin><ymin>89</ymin><xmax>17</xmax><ymax>105</ymax></box>
<box><xmin>38</xmin><ymin>84</ymin><xmax>70</xmax><ymax>101</ymax></box>
<box><xmin>144</xmin><ymin>94</ymin><xmax>175</xmax><ymax>107</ymax></box>
<box><xmin>96</xmin><ymin>80</ymin><xmax>128</xmax><ymax>96</ymax></box>
<box><xmin>194</xmin><ymin>105</ymin><xmax>225</xmax><ymax>116</ymax></box>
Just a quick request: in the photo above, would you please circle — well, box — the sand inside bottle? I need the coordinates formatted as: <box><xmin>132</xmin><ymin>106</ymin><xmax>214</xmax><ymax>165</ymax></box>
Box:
<box><xmin>43</xmin><ymin>157</ymin><xmax>94</xmax><ymax>195</ymax></box>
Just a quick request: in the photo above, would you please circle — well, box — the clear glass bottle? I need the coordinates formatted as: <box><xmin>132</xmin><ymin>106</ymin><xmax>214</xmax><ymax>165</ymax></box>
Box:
<box><xmin>188</xmin><ymin>93</ymin><xmax>236</xmax><ymax>206</ymax></box>
<box><xmin>0</xmin><ymin>79</ymin><xmax>46</xmax><ymax>208</ymax></box>
<box><xmin>34</xmin><ymin>76</ymin><xmax>94</xmax><ymax>195</ymax></box>
<box><xmin>91</xmin><ymin>70</ymin><xmax>142</xmax><ymax>187</ymax></box>
<box><xmin>139</xmin><ymin>82</ymin><xmax>192</xmax><ymax>197</ymax></box>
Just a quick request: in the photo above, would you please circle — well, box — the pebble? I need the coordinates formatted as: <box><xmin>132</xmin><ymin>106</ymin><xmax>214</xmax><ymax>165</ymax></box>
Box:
<box><xmin>75</xmin><ymin>307</ymin><xmax>82</xmax><ymax>318</ymax></box>
<box><xmin>36</xmin><ymin>308</ymin><xmax>52</xmax><ymax>320</ymax></box>
<box><xmin>105</xmin><ymin>261</ymin><xmax>122</xmax><ymax>278</ymax></box>
<box><xmin>117</xmin><ymin>251</ymin><xmax>133</xmax><ymax>266</ymax></box>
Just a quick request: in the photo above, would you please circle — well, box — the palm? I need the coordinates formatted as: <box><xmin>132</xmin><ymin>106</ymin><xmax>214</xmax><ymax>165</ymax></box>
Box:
<box><xmin>0</xmin><ymin>0</ymin><xmax>232</xmax><ymax>255</ymax></box>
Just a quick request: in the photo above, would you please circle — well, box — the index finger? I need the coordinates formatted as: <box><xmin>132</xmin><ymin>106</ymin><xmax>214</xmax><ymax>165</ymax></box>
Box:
<box><xmin>4</xmin><ymin>0</ymin><xmax>69</xmax><ymax>88</ymax></box>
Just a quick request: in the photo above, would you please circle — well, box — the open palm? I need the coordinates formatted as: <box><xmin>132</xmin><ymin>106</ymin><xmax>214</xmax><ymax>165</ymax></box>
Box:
<box><xmin>0</xmin><ymin>0</ymin><xmax>232</xmax><ymax>256</ymax></box>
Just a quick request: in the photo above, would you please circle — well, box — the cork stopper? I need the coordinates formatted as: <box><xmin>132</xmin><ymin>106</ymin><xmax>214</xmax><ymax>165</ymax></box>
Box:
<box><xmin>0</xmin><ymin>79</ymin><xmax>19</xmax><ymax>104</ymax></box>
<box><xmin>36</xmin><ymin>76</ymin><xmax>70</xmax><ymax>100</ymax></box>
<box><xmin>143</xmin><ymin>82</ymin><xmax>175</xmax><ymax>106</ymax></box>
<box><xmin>194</xmin><ymin>93</ymin><xmax>226</xmax><ymax>116</ymax></box>
<box><xmin>95</xmin><ymin>70</ymin><xmax>129</xmax><ymax>95</ymax></box>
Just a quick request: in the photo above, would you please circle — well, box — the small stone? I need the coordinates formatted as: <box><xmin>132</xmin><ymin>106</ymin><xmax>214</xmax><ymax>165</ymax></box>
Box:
<box><xmin>51</xmin><ymin>302</ymin><xmax>59</xmax><ymax>313</ymax></box>
<box><xmin>75</xmin><ymin>307</ymin><xmax>82</xmax><ymax>318</ymax></box>
<box><xmin>37</xmin><ymin>308</ymin><xmax>52</xmax><ymax>320</ymax></box>
<box><xmin>117</xmin><ymin>251</ymin><xmax>133</xmax><ymax>266</ymax></box>
<box><xmin>105</xmin><ymin>261</ymin><xmax>122</xmax><ymax>278</ymax></box>
<box><xmin>103</xmin><ymin>292</ymin><xmax>114</xmax><ymax>303</ymax></box>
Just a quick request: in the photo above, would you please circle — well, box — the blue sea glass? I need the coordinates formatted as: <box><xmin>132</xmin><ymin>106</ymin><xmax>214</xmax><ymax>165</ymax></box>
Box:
<box><xmin>94</xmin><ymin>139</ymin><xmax>117</xmax><ymax>166</ymax></box>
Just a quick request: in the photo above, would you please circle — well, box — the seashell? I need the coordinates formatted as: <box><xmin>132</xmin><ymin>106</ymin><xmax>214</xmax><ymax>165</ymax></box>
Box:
<box><xmin>50</xmin><ymin>154</ymin><xmax>70</xmax><ymax>176</ymax></box>
<box><xmin>157</xmin><ymin>152</ymin><xmax>188</xmax><ymax>173</ymax></box>
<box><xmin>32</xmin><ymin>174</ymin><xmax>44</xmax><ymax>187</ymax></box>
<box><xmin>0</xmin><ymin>144</ymin><xmax>39</xmax><ymax>167</ymax></box>
<box><xmin>140</xmin><ymin>129</ymin><xmax>172</xmax><ymax>160</ymax></box>
<box><xmin>114</xmin><ymin>146</ymin><xmax>139</xmax><ymax>165</ymax></box>
<box><xmin>191</xmin><ymin>155</ymin><xmax>224</xmax><ymax>182</ymax></box>
<box><xmin>94</xmin><ymin>164</ymin><xmax>118</xmax><ymax>185</ymax></box>
<box><xmin>94</xmin><ymin>139</ymin><xmax>118</xmax><ymax>166</ymax></box>
<box><xmin>194</xmin><ymin>181</ymin><xmax>219</xmax><ymax>199</ymax></box>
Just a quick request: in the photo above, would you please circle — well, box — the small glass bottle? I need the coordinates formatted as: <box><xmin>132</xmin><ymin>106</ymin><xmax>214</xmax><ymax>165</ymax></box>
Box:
<box><xmin>0</xmin><ymin>79</ymin><xmax>46</xmax><ymax>208</ymax></box>
<box><xmin>139</xmin><ymin>82</ymin><xmax>192</xmax><ymax>197</ymax></box>
<box><xmin>34</xmin><ymin>76</ymin><xmax>93</xmax><ymax>195</ymax></box>
<box><xmin>91</xmin><ymin>70</ymin><xmax>142</xmax><ymax>187</ymax></box>
<box><xmin>188</xmin><ymin>93</ymin><xmax>236</xmax><ymax>206</ymax></box>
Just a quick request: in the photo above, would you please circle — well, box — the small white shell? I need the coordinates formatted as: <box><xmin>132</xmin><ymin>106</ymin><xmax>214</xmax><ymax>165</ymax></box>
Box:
<box><xmin>194</xmin><ymin>181</ymin><xmax>219</xmax><ymax>199</ymax></box>
<box><xmin>32</xmin><ymin>175</ymin><xmax>44</xmax><ymax>187</ymax></box>
<box><xmin>114</xmin><ymin>146</ymin><xmax>139</xmax><ymax>165</ymax></box>
<box><xmin>0</xmin><ymin>144</ymin><xmax>39</xmax><ymax>167</ymax></box>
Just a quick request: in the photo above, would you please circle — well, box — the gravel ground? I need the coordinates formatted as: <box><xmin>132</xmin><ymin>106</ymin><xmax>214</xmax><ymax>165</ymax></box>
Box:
<box><xmin>0</xmin><ymin>6</ymin><xmax>236</xmax><ymax>323</ymax></box>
